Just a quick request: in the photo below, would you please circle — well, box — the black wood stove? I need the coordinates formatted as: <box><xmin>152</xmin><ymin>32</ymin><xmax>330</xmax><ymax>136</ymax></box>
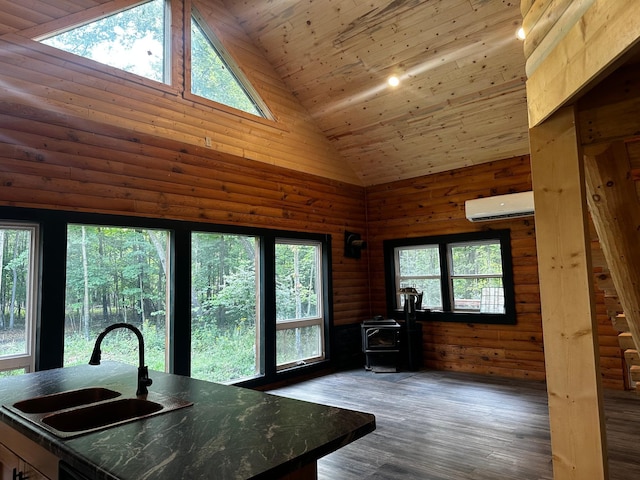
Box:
<box><xmin>361</xmin><ymin>317</ymin><xmax>401</xmax><ymax>371</ymax></box>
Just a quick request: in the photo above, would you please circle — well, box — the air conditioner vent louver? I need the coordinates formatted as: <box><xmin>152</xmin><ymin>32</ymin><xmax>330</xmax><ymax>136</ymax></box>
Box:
<box><xmin>465</xmin><ymin>191</ymin><xmax>534</xmax><ymax>222</ymax></box>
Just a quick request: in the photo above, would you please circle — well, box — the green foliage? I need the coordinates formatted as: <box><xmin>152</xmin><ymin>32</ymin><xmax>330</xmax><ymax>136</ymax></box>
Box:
<box><xmin>41</xmin><ymin>0</ymin><xmax>166</xmax><ymax>82</ymax></box>
<box><xmin>190</xmin><ymin>15</ymin><xmax>263</xmax><ymax>116</ymax></box>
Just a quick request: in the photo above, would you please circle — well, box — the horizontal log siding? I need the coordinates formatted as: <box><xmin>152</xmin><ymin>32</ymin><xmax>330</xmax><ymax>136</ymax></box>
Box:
<box><xmin>0</xmin><ymin>0</ymin><xmax>362</xmax><ymax>185</ymax></box>
<box><xmin>365</xmin><ymin>156</ymin><xmax>624</xmax><ymax>387</ymax></box>
<box><xmin>0</xmin><ymin>98</ymin><xmax>369</xmax><ymax>327</ymax></box>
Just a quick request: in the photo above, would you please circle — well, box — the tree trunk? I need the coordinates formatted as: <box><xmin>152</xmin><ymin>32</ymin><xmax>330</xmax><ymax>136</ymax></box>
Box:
<box><xmin>81</xmin><ymin>226</ymin><xmax>91</xmax><ymax>340</ymax></box>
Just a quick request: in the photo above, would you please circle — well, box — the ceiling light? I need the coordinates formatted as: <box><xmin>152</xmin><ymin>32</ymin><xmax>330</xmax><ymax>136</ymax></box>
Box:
<box><xmin>516</xmin><ymin>27</ymin><xmax>526</xmax><ymax>40</ymax></box>
<box><xmin>387</xmin><ymin>76</ymin><xmax>400</xmax><ymax>87</ymax></box>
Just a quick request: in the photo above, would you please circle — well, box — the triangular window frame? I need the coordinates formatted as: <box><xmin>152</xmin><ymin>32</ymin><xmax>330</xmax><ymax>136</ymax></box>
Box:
<box><xmin>37</xmin><ymin>0</ymin><xmax>171</xmax><ymax>85</ymax></box>
<box><xmin>33</xmin><ymin>0</ymin><xmax>272</xmax><ymax>121</ymax></box>
<box><xmin>189</xmin><ymin>9</ymin><xmax>271</xmax><ymax>120</ymax></box>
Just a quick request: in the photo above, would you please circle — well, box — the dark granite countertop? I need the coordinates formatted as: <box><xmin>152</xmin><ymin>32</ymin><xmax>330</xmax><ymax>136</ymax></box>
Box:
<box><xmin>0</xmin><ymin>362</ymin><xmax>375</xmax><ymax>479</ymax></box>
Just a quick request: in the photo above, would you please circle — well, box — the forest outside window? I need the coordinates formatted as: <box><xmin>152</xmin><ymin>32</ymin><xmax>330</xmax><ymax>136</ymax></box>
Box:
<box><xmin>191</xmin><ymin>233</ymin><xmax>260</xmax><ymax>384</ymax></box>
<box><xmin>0</xmin><ymin>222</ymin><xmax>39</xmax><ymax>376</ymax></box>
<box><xmin>384</xmin><ymin>230</ymin><xmax>516</xmax><ymax>325</ymax></box>
<box><xmin>275</xmin><ymin>240</ymin><xmax>325</xmax><ymax>370</ymax></box>
<box><xmin>63</xmin><ymin>225</ymin><xmax>170</xmax><ymax>371</ymax></box>
<box><xmin>39</xmin><ymin>0</ymin><xmax>169</xmax><ymax>83</ymax></box>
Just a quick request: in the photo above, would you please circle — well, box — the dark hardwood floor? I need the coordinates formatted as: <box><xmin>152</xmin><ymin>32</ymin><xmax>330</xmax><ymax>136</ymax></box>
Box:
<box><xmin>269</xmin><ymin>369</ymin><xmax>640</xmax><ymax>480</ymax></box>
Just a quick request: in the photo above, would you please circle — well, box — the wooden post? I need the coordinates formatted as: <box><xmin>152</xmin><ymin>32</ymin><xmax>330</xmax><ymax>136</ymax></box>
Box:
<box><xmin>585</xmin><ymin>141</ymin><xmax>640</xmax><ymax>351</ymax></box>
<box><xmin>529</xmin><ymin>105</ymin><xmax>608</xmax><ymax>480</ymax></box>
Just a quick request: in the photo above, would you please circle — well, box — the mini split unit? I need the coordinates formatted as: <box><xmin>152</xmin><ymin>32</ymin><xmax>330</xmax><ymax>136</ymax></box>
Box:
<box><xmin>465</xmin><ymin>191</ymin><xmax>535</xmax><ymax>222</ymax></box>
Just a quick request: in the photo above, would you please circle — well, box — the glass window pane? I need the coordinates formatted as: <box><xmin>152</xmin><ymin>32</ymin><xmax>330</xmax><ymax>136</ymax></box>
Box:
<box><xmin>41</xmin><ymin>0</ymin><xmax>166</xmax><ymax>83</ymax></box>
<box><xmin>398</xmin><ymin>246</ymin><xmax>440</xmax><ymax>276</ymax></box>
<box><xmin>0</xmin><ymin>227</ymin><xmax>34</xmax><ymax>360</ymax></box>
<box><xmin>275</xmin><ymin>243</ymin><xmax>321</xmax><ymax>321</ymax></box>
<box><xmin>191</xmin><ymin>15</ymin><xmax>264</xmax><ymax>117</ymax></box>
<box><xmin>275</xmin><ymin>240</ymin><xmax>324</xmax><ymax>368</ymax></box>
<box><xmin>64</xmin><ymin>225</ymin><xmax>169</xmax><ymax>371</ymax></box>
<box><xmin>276</xmin><ymin>325</ymin><xmax>321</xmax><ymax>366</ymax></box>
<box><xmin>452</xmin><ymin>277</ymin><xmax>504</xmax><ymax>313</ymax></box>
<box><xmin>450</xmin><ymin>241</ymin><xmax>503</xmax><ymax>276</ymax></box>
<box><xmin>399</xmin><ymin>279</ymin><xmax>442</xmax><ymax>310</ymax></box>
<box><xmin>191</xmin><ymin>233</ymin><xmax>259</xmax><ymax>383</ymax></box>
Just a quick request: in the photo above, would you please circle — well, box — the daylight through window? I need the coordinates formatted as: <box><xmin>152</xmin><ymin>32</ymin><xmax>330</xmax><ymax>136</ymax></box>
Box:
<box><xmin>275</xmin><ymin>240</ymin><xmax>325</xmax><ymax>369</ymax></box>
<box><xmin>0</xmin><ymin>222</ymin><xmax>39</xmax><ymax>376</ymax></box>
<box><xmin>40</xmin><ymin>0</ymin><xmax>168</xmax><ymax>83</ymax></box>
<box><xmin>190</xmin><ymin>13</ymin><xmax>266</xmax><ymax>117</ymax></box>
<box><xmin>385</xmin><ymin>230</ymin><xmax>516</xmax><ymax>324</ymax></box>
<box><xmin>63</xmin><ymin>225</ymin><xmax>169</xmax><ymax>371</ymax></box>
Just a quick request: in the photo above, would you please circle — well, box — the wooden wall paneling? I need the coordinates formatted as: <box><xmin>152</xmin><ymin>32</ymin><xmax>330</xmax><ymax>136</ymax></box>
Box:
<box><xmin>529</xmin><ymin>105</ymin><xmax>608</xmax><ymax>480</ymax></box>
<box><xmin>525</xmin><ymin>0</ymin><xmax>640</xmax><ymax>127</ymax></box>
<box><xmin>0</xmin><ymin>100</ymin><xmax>370</xmax><ymax>330</ymax></box>
<box><xmin>577</xmin><ymin>63</ymin><xmax>640</xmax><ymax>146</ymax></box>
<box><xmin>13</xmin><ymin>0</ymin><xmax>142</xmax><ymax>40</ymax></box>
<box><xmin>522</xmin><ymin>0</ymin><xmax>593</xmax><ymax>64</ymax></box>
<box><xmin>1</xmin><ymin>0</ymin><xmax>362</xmax><ymax>185</ymax></box>
<box><xmin>365</xmin><ymin>156</ymin><xmax>546</xmax><ymax>380</ymax></box>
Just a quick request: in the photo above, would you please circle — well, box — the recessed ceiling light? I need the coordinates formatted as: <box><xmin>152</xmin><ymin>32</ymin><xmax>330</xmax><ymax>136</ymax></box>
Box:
<box><xmin>388</xmin><ymin>76</ymin><xmax>400</xmax><ymax>87</ymax></box>
<box><xmin>516</xmin><ymin>27</ymin><xmax>526</xmax><ymax>40</ymax></box>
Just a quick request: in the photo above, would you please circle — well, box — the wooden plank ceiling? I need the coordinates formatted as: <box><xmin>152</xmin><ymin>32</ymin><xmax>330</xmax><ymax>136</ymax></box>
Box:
<box><xmin>223</xmin><ymin>0</ymin><xmax>530</xmax><ymax>186</ymax></box>
<box><xmin>0</xmin><ymin>0</ymin><xmax>531</xmax><ymax>187</ymax></box>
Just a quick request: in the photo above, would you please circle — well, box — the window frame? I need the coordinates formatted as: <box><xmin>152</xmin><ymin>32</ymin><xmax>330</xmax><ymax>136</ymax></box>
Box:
<box><xmin>274</xmin><ymin>238</ymin><xmax>326</xmax><ymax>370</ymax></box>
<box><xmin>188</xmin><ymin>8</ymin><xmax>272</xmax><ymax>120</ymax></box>
<box><xmin>0</xmin><ymin>207</ymin><xmax>332</xmax><ymax>388</ymax></box>
<box><xmin>384</xmin><ymin>229</ymin><xmax>516</xmax><ymax>325</ymax></box>
<box><xmin>36</xmin><ymin>0</ymin><xmax>172</xmax><ymax>86</ymax></box>
<box><xmin>0</xmin><ymin>221</ymin><xmax>40</xmax><ymax>374</ymax></box>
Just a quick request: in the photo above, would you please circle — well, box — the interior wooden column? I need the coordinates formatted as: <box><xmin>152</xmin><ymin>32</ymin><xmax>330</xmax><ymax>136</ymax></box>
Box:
<box><xmin>529</xmin><ymin>105</ymin><xmax>608</xmax><ymax>480</ymax></box>
<box><xmin>585</xmin><ymin>142</ymin><xmax>640</xmax><ymax>350</ymax></box>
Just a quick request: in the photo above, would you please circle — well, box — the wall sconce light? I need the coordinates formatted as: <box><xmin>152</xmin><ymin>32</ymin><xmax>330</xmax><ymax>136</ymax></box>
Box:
<box><xmin>344</xmin><ymin>230</ymin><xmax>367</xmax><ymax>259</ymax></box>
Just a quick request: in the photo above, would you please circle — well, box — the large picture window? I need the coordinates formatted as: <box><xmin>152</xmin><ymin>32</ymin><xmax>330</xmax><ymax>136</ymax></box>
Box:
<box><xmin>0</xmin><ymin>207</ymin><xmax>331</xmax><ymax>388</ymax></box>
<box><xmin>384</xmin><ymin>230</ymin><xmax>516</xmax><ymax>324</ymax></box>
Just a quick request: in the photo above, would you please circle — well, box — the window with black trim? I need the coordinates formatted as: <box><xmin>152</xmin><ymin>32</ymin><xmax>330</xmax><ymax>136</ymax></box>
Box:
<box><xmin>384</xmin><ymin>230</ymin><xmax>516</xmax><ymax>324</ymax></box>
<box><xmin>0</xmin><ymin>207</ymin><xmax>332</xmax><ymax>388</ymax></box>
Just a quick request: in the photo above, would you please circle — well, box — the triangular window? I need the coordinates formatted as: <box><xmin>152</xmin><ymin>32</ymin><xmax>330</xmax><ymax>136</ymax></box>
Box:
<box><xmin>39</xmin><ymin>0</ymin><xmax>168</xmax><ymax>83</ymax></box>
<box><xmin>190</xmin><ymin>12</ymin><xmax>268</xmax><ymax>118</ymax></box>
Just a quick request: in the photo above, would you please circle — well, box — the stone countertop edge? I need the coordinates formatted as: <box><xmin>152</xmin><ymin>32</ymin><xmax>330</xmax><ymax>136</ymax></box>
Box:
<box><xmin>0</xmin><ymin>362</ymin><xmax>376</xmax><ymax>480</ymax></box>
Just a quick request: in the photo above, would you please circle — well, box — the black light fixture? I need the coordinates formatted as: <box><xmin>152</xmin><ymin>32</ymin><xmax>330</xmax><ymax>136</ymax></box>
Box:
<box><xmin>344</xmin><ymin>230</ymin><xmax>367</xmax><ymax>259</ymax></box>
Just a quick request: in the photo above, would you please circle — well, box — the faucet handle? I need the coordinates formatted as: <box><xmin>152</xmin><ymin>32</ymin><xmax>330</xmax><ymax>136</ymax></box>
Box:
<box><xmin>137</xmin><ymin>366</ymin><xmax>153</xmax><ymax>396</ymax></box>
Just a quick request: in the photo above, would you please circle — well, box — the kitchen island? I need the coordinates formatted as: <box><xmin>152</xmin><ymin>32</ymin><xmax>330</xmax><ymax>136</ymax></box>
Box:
<box><xmin>0</xmin><ymin>362</ymin><xmax>375</xmax><ymax>479</ymax></box>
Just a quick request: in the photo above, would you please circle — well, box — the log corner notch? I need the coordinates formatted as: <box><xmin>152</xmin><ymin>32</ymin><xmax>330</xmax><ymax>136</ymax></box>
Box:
<box><xmin>529</xmin><ymin>105</ymin><xmax>608</xmax><ymax>480</ymax></box>
<box><xmin>585</xmin><ymin>141</ymin><xmax>640</xmax><ymax>354</ymax></box>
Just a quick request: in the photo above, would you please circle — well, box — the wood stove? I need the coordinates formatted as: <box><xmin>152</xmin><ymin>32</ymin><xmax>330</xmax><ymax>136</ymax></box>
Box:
<box><xmin>361</xmin><ymin>317</ymin><xmax>401</xmax><ymax>371</ymax></box>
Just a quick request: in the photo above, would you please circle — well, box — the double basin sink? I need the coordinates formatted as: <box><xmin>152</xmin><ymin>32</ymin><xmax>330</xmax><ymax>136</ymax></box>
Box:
<box><xmin>4</xmin><ymin>387</ymin><xmax>192</xmax><ymax>438</ymax></box>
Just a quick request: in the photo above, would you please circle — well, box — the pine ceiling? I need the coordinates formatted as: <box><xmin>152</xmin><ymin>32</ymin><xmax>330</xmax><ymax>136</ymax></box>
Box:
<box><xmin>224</xmin><ymin>0</ymin><xmax>530</xmax><ymax>186</ymax></box>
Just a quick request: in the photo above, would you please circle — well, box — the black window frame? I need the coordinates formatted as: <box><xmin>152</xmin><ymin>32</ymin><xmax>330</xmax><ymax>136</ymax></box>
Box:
<box><xmin>383</xmin><ymin>229</ymin><xmax>516</xmax><ymax>325</ymax></box>
<box><xmin>0</xmin><ymin>206</ymin><xmax>333</xmax><ymax>389</ymax></box>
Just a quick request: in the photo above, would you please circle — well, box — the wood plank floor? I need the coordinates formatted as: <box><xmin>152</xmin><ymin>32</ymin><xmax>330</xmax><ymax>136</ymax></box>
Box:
<box><xmin>269</xmin><ymin>369</ymin><xmax>640</xmax><ymax>479</ymax></box>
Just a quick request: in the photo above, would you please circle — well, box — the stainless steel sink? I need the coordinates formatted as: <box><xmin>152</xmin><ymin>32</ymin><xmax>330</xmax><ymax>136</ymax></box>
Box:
<box><xmin>4</xmin><ymin>388</ymin><xmax>192</xmax><ymax>438</ymax></box>
<box><xmin>12</xmin><ymin>387</ymin><xmax>121</xmax><ymax>414</ymax></box>
<box><xmin>42</xmin><ymin>398</ymin><xmax>163</xmax><ymax>433</ymax></box>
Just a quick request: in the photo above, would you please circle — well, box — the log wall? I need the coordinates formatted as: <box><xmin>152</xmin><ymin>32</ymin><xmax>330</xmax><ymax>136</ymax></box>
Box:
<box><xmin>0</xmin><ymin>0</ymin><xmax>372</xmax><ymax>327</ymax></box>
<box><xmin>365</xmin><ymin>155</ymin><xmax>623</xmax><ymax>388</ymax></box>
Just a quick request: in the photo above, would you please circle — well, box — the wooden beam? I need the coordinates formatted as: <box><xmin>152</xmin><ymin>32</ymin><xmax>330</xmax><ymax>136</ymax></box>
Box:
<box><xmin>526</xmin><ymin>0</ymin><xmax>640</xmax><ymax>127</ymax></box>
<box><xmin>577</xmin><ymin>64</ymin><xmax>640</xmax><ymax>146</ymax></box>
<box><xmin>585</xmin><ymin>142</ymin><xmax>640</xmax><ymax>353</ymax></box>
<box><xmin>529</xmin><ymin>105</ymin><xmax>608</xmax><ymax>479</ymax></box>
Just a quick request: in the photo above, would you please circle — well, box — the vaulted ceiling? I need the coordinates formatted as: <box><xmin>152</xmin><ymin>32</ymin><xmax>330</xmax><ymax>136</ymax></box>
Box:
<box><xmin>224</xmin><ymin>0</ymin><xmax>530</xmax><ymax>186</ymax></box>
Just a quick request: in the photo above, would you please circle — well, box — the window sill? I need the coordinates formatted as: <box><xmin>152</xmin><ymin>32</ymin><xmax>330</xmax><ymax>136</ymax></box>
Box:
<box><xmin>390</xmin><ymin>309</ymin><xmax>516</xmax><ymax>325</ymax></box>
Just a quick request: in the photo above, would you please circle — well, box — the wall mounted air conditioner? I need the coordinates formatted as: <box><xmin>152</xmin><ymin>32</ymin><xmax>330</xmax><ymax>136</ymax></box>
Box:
<box><xmin>465</xmin><ymin>191</ymin><xmax>534</xmax><ymax>222</ymax></box>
